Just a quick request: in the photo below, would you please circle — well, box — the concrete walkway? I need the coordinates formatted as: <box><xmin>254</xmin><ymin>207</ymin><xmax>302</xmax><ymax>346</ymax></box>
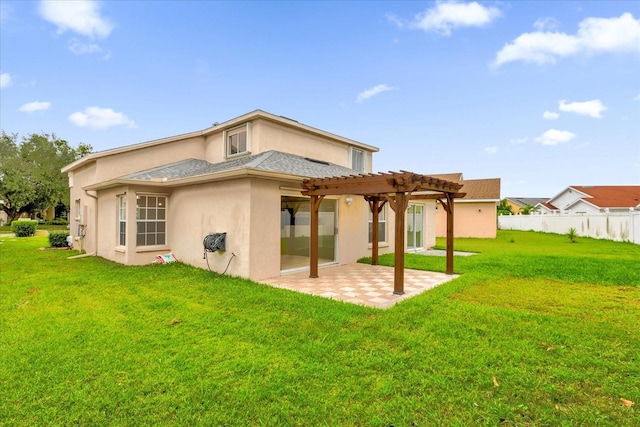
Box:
<box><xmin>260</xmin><ymin>263</ymin><xmax>459</xmax><ymax>309</ymax></box>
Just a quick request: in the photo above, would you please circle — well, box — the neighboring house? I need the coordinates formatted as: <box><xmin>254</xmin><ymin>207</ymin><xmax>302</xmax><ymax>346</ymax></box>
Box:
<box><xmin>505</xmin><ymin>197</ymin><xmax>548</xmax><ymax>214</ymax></box>
<box><xmin>432</xmin><ymin>174</ymin><xmax>501</xmax><ymax>238</ymax></box>
<box><xmin>537</xmin><ymin>186</ymin><xmax>640</xmax><ymax>215</ymax></box>
<box><xmin>61</xmin><ymin>110</ymin><xmax>480</xmax><ymax>281</ymax></box>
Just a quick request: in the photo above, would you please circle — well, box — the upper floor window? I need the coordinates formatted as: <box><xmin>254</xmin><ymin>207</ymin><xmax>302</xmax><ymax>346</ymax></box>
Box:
<box><xmin>225</xmin><ymin>123</ymin><xmax>251</xmax><ymax>157</ymax></box>
<box><xmin>351</xmin><ymin>148</ymin><xmax>365</xmax><ymax>173</ymax></box>
<box><xmin>136</xmin><ymin>195</ymin><xmax>166</xmax><ymax>246</ymax></box>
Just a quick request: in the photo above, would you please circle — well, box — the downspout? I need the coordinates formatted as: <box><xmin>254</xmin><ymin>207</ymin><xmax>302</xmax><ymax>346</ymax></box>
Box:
<box><xmin>84</xmin><ymin>190</ymin><xmax>98</xmax><ymax>256</ymax></box>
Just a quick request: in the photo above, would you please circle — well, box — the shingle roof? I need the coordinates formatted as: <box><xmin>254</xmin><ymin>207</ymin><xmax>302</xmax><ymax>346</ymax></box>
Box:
<box><xmin>507</xmin><ymin>197</ymin><xmax>549</xmax><ymax>207</ymax></box>
<box><xmin>120</xmin><ymin>150</ymin><xmax>358</xmax><ymax>182</ymax></box>
<box><xmin>571</xmin><ymin>186</ymin><xmax>640</xmax><ymax>208</ymax></box>
<box><xmin>458</xmin><ymin>178</ymin><xmax>501</xmax><ymax>200</ymax></box>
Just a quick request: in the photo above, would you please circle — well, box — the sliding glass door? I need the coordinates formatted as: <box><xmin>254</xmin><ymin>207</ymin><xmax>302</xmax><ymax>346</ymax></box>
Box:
<box><xmin>280</xmin><ymin>196</ymin><xmax>337</xmax><ymax>271</ymax></box>
<box><xmin>407</xmin><ymin>204</ymin><xmax>424</xmax><ymax>251</ymax></box>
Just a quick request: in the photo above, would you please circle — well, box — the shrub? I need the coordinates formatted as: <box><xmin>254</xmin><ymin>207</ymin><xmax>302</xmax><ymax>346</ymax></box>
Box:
<box><xmin>11</xmin><ymin>220</ymin><xmax>38</xmax><ymax>237</ymax></box>
<box><xmin>46</xmin><ymin>218</ymin><xmax>69</xmax><ymax>226</ymax></box>
<box><xmin>567</xmin><ymin>227</ymin><xmax>578</xmax><ymax>243</ymax></box>
<box><xmin>49</xmin><ymin>231</ymin><xmax>70</xmax><ymax>248</ymax></box>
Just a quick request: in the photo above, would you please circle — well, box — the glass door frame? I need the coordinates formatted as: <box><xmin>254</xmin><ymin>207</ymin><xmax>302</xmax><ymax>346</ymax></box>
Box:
<box><xmin>280</xmin><ymin>195</ymin><xmax>338</xmax><ymax>272</ymax></box>
<box><xmin>406</xmin><ymin>203</ymin><xmax>424</xmax><ymax>251</ymax></box>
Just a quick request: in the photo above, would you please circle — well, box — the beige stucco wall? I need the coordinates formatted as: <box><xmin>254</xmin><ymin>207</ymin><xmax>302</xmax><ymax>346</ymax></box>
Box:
<box><xmin>96</xmin><ymin>136</ymin><xmax>205</xmax><ymax>184</ymax></box>
<box><xmin>436</xmin><ymin>201</ymin><xmax>497</xmax><ymax>238</ymax></box>
<box><xmin>336</xmin><ymin>196</ymin><xmax>370</xmax><ymax>264</ymax></box>
<box><xmin>252</xmin><ymin>119</ymin><xmax>361</xmax><ymax>170</ymax></box>
<box><xmin>87</xmin><ymin>177</ymin><xmax>375</xmax><ymax>281</ymax></box>
<box><xmin>67</xmin><ymin>163</ymin><xmax>99</xmax><ymax>254</ymax></box>
<box><xmin>203</xmin><ymin>118</ymin><xmax>372</xmax><ymax>173</ymax></box>
<box><xmin>168</xmin><ymin>179</ymin><xmax>252</xmax><ymax>277</ymax></box>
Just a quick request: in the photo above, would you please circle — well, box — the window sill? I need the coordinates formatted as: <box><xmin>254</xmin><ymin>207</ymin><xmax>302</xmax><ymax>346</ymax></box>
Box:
<box><xmin>136</xmin><ymin>245</ymin><xmax>170</xmax><ymax>253</ymax></box>
<box><xmin>225</xmin><ymin>151</ymin><xmax>251</xmax><ymax>160</ymax></box>
<box><xmin>368</xmin><ymin>243</ymin><xmax>389</xmax><ymax>249</ymax></box>
<box><xmin>115</xmin><ymin>246</ymin><xmax>125</xmax><ymax>253</ymax></box>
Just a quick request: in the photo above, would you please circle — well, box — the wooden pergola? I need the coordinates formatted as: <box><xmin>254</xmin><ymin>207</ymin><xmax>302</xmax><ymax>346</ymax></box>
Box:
<box><xmin>301</xmin><ymin>171</ymin><xmax>465</xmax><ymax>295</ymax></box>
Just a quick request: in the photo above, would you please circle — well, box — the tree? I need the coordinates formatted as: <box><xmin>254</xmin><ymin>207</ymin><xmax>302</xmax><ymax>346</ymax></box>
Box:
<box><xmin>497</xmin><ymin>198</ymin><xmax>513</xmax><ymax>216</ymax></box>
<box><xmin>0</xmin><ymin>132</ymin><xmax>92</xmax><ymax>222</ymax></box>
<box><xmin>520</xmin><ymin>204</ymin><xmax>540</xmax><ymax>215</ymax></box>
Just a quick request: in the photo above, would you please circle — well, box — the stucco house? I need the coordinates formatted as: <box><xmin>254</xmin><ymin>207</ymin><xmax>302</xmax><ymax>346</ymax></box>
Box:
<box><xmin>433</xmin><ymin>174</ymin><xmax>501</xmax><ymax>238</ymax></box>
<box><xmin>61</xmin><ymin>110</ymin><xmax>493</xmax><ymax>282</ymax></box>
<box><xmin>536</xmin><ymin>186</ymin><xmax>640</xmax><ymax>215</ymax></box>
<box><xmin>504</xmin><ymin>197</ymin><xmax>548</xmax><ymax>214</ymax></box>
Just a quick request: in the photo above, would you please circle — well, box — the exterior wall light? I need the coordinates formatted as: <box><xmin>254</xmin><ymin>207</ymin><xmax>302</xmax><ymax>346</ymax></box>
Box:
<box><xmin>345</xmin><ymin>196</ymin><xmax>353</xmax><ymax>206</ymax></box>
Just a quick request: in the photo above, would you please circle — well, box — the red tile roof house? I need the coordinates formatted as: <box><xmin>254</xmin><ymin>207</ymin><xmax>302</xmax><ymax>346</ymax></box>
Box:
<box><xmin>537</xmin><ymin>186</ymin><xmax>640</xmax><ymax>215</ymax></box>
<box><xmin>61</xmin><ymin>110</ymin><xmax>498</xmax><ymax>281</ymax></box>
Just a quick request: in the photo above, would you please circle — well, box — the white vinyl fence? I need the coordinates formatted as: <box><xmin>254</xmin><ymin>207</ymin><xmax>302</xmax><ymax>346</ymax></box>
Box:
<box><xmin>498</xmin><ymin>211</ymin><xmax>640</xmax><ymax>244</ymax></box>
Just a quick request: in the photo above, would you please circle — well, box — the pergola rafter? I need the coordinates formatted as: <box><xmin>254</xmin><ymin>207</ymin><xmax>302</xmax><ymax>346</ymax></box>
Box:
<box><xmin>301</xmin><ymin>171</ymin><xmax>465</xmax><ymax>294</ymax></box>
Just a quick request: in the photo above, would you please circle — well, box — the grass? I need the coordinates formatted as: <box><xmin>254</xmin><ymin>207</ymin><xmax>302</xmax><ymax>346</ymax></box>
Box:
<box><xmin>1</xmin><ymin>230</ymin><xmax>638</xmax><ymax>426</ymax></box>
<box><xmin>0</xmin><ymin>223</ymin><xmax>69</xmax><ymax>233</ymax></box>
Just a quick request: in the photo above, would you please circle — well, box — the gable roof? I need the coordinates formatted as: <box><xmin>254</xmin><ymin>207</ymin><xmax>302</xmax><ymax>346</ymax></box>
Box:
<box><xmin>427</xmin><ymin>174</ymin><xmax>499</xmax><ymax>201</ymax></box>
<box><xmin>86</xmin><ymin>150</ymin><xmax>359</xmax><ymax>190</ymax></box>
<box><xmin>568</xmin><ymin>185</ymin><xmax>640</xmax><ymax>209</ymax></box>
<box><xmin>506</xmin><ymin>197</ymin><xmax>548</xmax><ymax>207</ymax></box>
<box><xmin>458</xmin><ymin>178</ymin><xmax>501</xmax><ymax>201</ymax></box>
<box><xmin>63</xmin><ymin>109</ymin><xmax>379</xmax><ymax>173</ymax></box>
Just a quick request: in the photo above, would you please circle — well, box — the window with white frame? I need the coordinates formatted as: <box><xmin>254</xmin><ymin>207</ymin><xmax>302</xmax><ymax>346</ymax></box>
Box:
<box><xmin>225</xmin><ymin>123</ymin><xmax>251</xmax><ymax>157</ymax></box>
<box><xmin>351</xmin><ymin>148</ymin><xmax>365</xmax><ymax>173</ymax></box>
<box><xmin>136</xmin><ymin>195</ymin><xmax>166</xmax><ymax>246</ymax></box>
<box><xmin>368</xmin><ymin>205</ymin><xmax>387</xmax><ymax>244</ymax></box>
<box><xmin>75</xmin><ymin>199</ymin><xmax>81</xmax><ymax>222</ymax></box>
<box><xmin>118</xmin><ymin>195</ymin><xmax>126</xmax><ymax>246</ymax></box>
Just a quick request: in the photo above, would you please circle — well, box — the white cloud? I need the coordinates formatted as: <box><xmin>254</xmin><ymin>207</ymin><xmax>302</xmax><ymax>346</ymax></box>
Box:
<box><xmin>558</xmin><ymin>99</ymin><xmax>606</xmax><ymax>118</ymax></box>
<box><xmin>38</xmin><ymin>0</ymin><xmax>113</xmax><ymax>39</ymax></box>
<box><xmin>535</xmin><ymin>129</ymin><xmax>576</xmax><ymax>146</ymax></box>
<box><xmin>68</xmin><ymin>39</ymin><xmax>103</xmax><ymax>55</ymax></box>
<box><xmin>356</xmin><ymin>84</ymin><xmax>394</xmax><ymax>103</ymax></box>
<box><xmin>18</xmin><ymin>101</ymin><xmax>51</xmax><ymax>113</ymax></box>
<box><xmin>69</xmin><ymin>106</ymin><xmax>135</xmax><ymax>129</ymax></box>
<box><xmin>1</xmin><ymin>3</ymin><xmax>12</xmax><ymax>25</ymax></box>
<box><xmin>509</xmin><ymin>137</ymin><xmax>528</xmax><ymax>144</ymax></box>
<box><xmin>634</xmin><ymin>93</ymin><xmax>640</xmax><ymax>101</ymax></box>
<box><xmin>494</xmin><ymin>12</ymin><xmax>640</xmax><ymax>67</ymax></box>
<box><xmin>0</xmin><ymin>72</ymin><xmax>11</xmax><ymax>88</ymax></box>
<box><xmin>534</xmin><ymin>17</ymin><xmax>559</xmax><ymax>32</ymax></box>
<box><xmin>404</xmin><ymin>1</ymin><xmax>501</xmax><ymax>36</ymax></box>
<box><xmin>543</xmin><ymin>111</ymin><xmax>559</xmax><ymax>120</ymax></box>
<box><xmin>484</xmin><ymin>146</ymin><xmax>498</xmax><ymax>154</ymax></box>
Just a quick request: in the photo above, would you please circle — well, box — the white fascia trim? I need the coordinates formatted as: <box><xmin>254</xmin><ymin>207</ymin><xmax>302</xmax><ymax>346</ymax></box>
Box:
<box><xmin>83</xmin><ymin>168</ymin><xmax>307</xmax><ymax>191</ymax></box>
<box><xmin>455</xmin><ymin>199</ymin><xmax>500</xmax><ymax>203</ymax></box>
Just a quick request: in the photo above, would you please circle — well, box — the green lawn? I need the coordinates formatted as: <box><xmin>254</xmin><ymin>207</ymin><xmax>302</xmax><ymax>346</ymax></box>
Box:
<box><xmin>1</xmin><ymin>231</ymin><xmax>638</xmax><ymax>426</ymax></box>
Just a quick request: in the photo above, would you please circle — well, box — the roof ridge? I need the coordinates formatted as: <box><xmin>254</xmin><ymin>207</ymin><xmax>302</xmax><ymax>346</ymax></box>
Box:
<box><xmin>244</xmin><ymin>150</ymin><xmax>276</xmax><ymax>168</ymax></box>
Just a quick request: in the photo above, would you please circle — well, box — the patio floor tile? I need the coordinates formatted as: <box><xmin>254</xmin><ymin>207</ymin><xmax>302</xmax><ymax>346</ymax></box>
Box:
<box><xmin>260</xmin><ymin>263</ymin><xmax>459</xmax><ymax>309</ymax></box>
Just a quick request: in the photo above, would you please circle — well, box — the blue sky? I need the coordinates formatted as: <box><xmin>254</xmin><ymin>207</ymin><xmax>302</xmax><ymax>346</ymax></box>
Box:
<box><xmin>1</xmin><ymin>0</ymin><xmax>639</xmax><ymax>198</ymax></box>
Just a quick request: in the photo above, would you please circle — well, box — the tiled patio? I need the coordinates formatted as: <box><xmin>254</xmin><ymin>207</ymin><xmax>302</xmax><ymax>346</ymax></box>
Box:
<box><xmin>260</xmin><ymin>263</ymin><xmax>459</xmax><ymax>309</ymax></box>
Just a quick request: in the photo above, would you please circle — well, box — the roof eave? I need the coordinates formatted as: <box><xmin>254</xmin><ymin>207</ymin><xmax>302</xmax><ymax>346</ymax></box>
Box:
<box><xmin>82</xmin><ymin>167</ymin><xmax>311</xmax><ymax>192</ymax></box>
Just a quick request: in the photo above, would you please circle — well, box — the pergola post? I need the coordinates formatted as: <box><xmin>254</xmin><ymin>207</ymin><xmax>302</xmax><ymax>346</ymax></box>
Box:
<box><xmin>387</xmin><ymin>192</ymin><xmax>409</xmax><ymax>295</ymax></box>
<box><xmin>440</xmin><ymin>193</ymin><xmax>455</xmax><ymax>275</ymax></box>
<box><xmin>309</xmin><ymin>195</ymin><xmax>324</xmax><ymax>278</ymax></box>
